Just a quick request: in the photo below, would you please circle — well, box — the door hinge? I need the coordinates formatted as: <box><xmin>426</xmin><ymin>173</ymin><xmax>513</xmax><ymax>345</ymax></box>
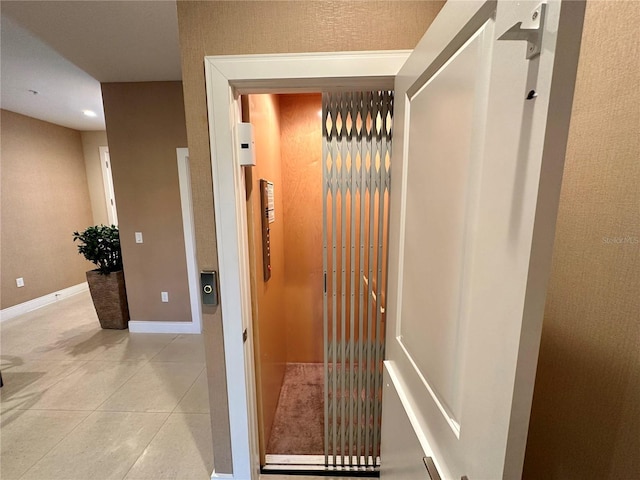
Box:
<box><xmin>498</xmin><ymin>3</ymin><xmax>546</xmax><ymax>60</ymax></box>
<box><xmin>242</xmin><ymin>328</ymin><xmax>248</xmax><ymax>343</ymax></box>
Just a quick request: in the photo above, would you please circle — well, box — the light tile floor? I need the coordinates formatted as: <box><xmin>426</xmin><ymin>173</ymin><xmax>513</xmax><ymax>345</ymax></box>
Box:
<box><xmin>0</xmin><ymin>292</ymin><xmax>361</xmax><ymax>480</ymax></box>
<box><xmin>1</xmin><ymin>292</ymin><xmax>211</xmax><ymax>480</ymax></box>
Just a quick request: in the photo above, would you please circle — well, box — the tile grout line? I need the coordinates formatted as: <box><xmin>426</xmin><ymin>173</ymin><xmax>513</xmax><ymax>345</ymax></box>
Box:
<box><xmin>91</xmin><ymin>358</ymin><xmax>152</xmax><ymax>412</ymax></box>
<box><xmin>3</xmin><ymin>295</ymin><xmax>183</xmax><ymax>479</ymax></box>
<box><xmin>9</xmin><ymin>407</ymin><xmax>183</xmax><ymax>413</ymax></box>
<box><xmin>0</xmin><ymin>359</ymin><xmax>91</xmax><ymax>406</ymax></box>
<box><xmin>14</xmin><ymin>409</ymin><xmax>94</xmax><ymax>480</ymax></box>
<box><xmin>92</xmin><ymin>360</ymin><xmax>204</xmax><ymax>414</ymax></box>
<box><xmin>17</xmin><ymin>411</ymin><xmax>174</xmax><ymax>480</ymax></box>
<box><xmin>170</xmin><ymin>364</ymin><xmax>206</xmax><ymax>415</ymax></box>
<box><xmin>145</xmin><ymin>334</ymin><xmax>180</xmax><ymax>362</ymax></box>
<box><xmin>3</xmin><ymin>296</ymin><xmax>205</xmax><ymax>479</ymax></box>
<box><xmin>119</xmin><ymin>412</ymin><xmax>174</xmax><ymax>480</ymax></box>
<box><xmin>10</xmin><ymin>356</ymin><xmax>151</xmax><ymax>479</ymax></box>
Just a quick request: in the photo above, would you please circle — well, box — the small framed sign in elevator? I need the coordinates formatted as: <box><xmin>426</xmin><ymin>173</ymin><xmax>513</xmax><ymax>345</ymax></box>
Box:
<box><xmin>260</xmin><ymin>179</ymin><xmax>275</xmax><ymax>281</ymax></box>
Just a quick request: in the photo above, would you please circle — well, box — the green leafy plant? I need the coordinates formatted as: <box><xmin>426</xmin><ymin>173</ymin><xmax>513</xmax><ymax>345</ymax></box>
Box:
<box><xmin>72</xmin><ymin>225</ymin><xmax>123</xmax><ymax>275</ymax></box>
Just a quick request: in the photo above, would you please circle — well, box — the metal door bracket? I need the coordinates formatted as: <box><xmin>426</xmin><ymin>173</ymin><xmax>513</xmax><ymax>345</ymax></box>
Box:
<box><xmin>498</xmin><ymin>3</ymin><xmax>546</xmax><ymax>59</ymax></box>
<box><xmin>423</xmin><ymin>457</ymin><xmax>442</xmax><ymax>480</ymax></box>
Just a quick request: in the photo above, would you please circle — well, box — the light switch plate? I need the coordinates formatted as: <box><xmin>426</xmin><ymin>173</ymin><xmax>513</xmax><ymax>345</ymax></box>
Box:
<box><xmin>16</xmin><ymin>277</ymin><xmax>24</xmax><ymax>287</ymax></box>
<box><xmin>135</xmin><ymin>232</ymin><xmax>143</xmax><ymax>243</ymax></box>
<box><xmin>161</xmin><ymin>291</ymin><xmax>169</xmax><ymax>302</ymax></box>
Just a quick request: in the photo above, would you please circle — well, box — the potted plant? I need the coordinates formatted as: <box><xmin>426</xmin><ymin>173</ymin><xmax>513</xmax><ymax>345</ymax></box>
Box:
<box><xmin>73</xmin><ymin>225</ymin><xmax>129</xmax><ymax>329</ymax></box>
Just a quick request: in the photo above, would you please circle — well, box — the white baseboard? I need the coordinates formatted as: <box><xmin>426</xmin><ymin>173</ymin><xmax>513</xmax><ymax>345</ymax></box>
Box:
<box><xmin>211</xmin><ymin>472</ymin><xmax>234</xmax><ymax>479</ymax></box>
<box><xmin>0</xmin><ymin>282</ymin><xmax>89</xmax><ymax>323</ymax></box>
<box><xmin>128</xmin><ymin>320</ymin><xmax>200</xmax><ymax>334</ymax></box>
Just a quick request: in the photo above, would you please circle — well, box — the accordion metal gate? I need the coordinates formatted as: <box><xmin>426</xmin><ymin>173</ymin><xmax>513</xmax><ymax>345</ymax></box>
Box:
<box><xmin>322</xmin><ymin>91</ymin><xmax>393</xmax><ymax>469</ymax></box>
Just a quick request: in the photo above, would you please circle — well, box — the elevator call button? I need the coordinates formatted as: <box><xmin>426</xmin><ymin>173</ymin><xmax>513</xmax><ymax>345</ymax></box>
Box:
<box><xmin>200</xmin><ymin>271</ymin><xmax>218</xmax><ymax>305</ymax></box>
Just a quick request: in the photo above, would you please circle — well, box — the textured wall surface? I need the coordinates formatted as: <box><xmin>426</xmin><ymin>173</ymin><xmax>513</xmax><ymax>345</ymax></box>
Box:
<box><xmin>523</xmin><ymin>2</ymin><xmax>640</xmax><ymax>478</ymax></box>
<box><xmin>245</xmin><ymin>94</ymin><xmax>287</xmax><ymax>459</ymax></box>
<box><xmin>176</xmin><ymin>1</ymin><xmax>443</xmax><ymax>472</ymax></box>
<box><xmin>1</xmin><ymin>110</ymin><xmax>93</xmax><ymax>308</ymax></box>
<box><xmin>101</xmin><ymin>82</ymin><xmax>191</xmax><ymax>323</ymax></box>
<box><xmin>80</xmin><ymin>131</ymin><xmax>109</xmax><ymax>227</ymax></box>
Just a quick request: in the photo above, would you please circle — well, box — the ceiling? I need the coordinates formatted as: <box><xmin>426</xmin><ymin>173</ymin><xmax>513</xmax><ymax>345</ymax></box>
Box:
<box><xmin>0</xmin><ymin>1</ymin><xmax>182</xmax><ymax>131</ymax></box>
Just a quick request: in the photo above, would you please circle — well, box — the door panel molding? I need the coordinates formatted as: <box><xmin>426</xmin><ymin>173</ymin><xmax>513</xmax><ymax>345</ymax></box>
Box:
<box><xmin>382</xmin><ymin>1</ymin><xmax>586</xmax><ymax>478</ymax></box>
<box><xmin>397</xmin><ymin>19</ymin><xmax>495</xmax><ymax>436</ymax></box>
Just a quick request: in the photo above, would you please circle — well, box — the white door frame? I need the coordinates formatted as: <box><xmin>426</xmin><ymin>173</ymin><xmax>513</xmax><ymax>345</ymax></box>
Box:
<box><xmin>204</xmin><ymin>51</ymin><xmax>410</xmax><ymax>480</ymax></box>
<box><xmin>128</xmin><ymin>148</ymin><xmax>203</xmax><ymax>335</ymax></box>
<box><xmin>98</xmin><ymin>146</ymin><xmax>118</xmax><ymax>226</ymax></box>
<box><xmin>177</xmin><ymin>148</ymin><xmax>203</xmax><ymax>334</ymax></box>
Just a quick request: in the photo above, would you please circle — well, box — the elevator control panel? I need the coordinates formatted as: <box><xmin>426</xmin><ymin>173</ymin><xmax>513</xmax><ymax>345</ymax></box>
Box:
<box><xmin>260</xmin><ymin>179</ymin><xmax>274</xmax><ymax>281</ymax></box>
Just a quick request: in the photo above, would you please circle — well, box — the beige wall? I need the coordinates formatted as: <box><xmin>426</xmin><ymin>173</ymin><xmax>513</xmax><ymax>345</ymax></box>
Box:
<box><xmin>0</xmin><ymin>110</ymin><xmax>93</xmax><ymax>309</ymax></box>
<box><xmin>177</xmin><ymin>2</ymin><xmax>640</xmax><ymax>476</ymax></box>
<box><xmin>80</xmin><ymin>131</ymin><xmax>109</xmax><ymax>226</ymax></box>
<box><xmin>177</xmin><ymin>2</ymin><xmax>443</xmax><ymax>471</ymax></box>
<box><xmin>245</xmin><ymin>94</ymin><xmax>288</xmax><ymax>459</ymax></box>
<box><xmin>523</xmin><ymin>2</ymin><xmax>640</xmax><ymax>478</ymax></box>
<box><xmin>101</xmin><ymin>82</ymin><xmax>191</xmax><ymax>323</ymax></box>
<box><xmin>279</xmin><ymin>94</ymin><xmax>324</xmax><ymax>364</ymax></box>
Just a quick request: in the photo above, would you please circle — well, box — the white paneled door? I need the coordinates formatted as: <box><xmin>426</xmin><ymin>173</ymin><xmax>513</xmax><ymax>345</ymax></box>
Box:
<box><xmin>381</xmin><ymin>1</ymin><xmax>585</xmax><ymax>479</ymax></box>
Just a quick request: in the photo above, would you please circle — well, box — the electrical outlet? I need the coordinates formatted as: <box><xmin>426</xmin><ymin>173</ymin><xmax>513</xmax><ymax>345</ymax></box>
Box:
<box><xmin>135</xmin><ymin>232</ymin><xmax>143</xmax><ymax>244</ymax></box>
<box><xmin>161</xmin><ymin>291</ymin><xmax>169</xmax><ymax>302</ymax></box>
<box><xmin>16</xmin><ymin>277</ymin><xmax>24</xmax><ymax>287</ymax></box>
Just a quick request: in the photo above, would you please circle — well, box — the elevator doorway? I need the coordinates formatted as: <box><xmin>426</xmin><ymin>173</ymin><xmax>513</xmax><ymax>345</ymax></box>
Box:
<box><xmin>244</xmin><ymin>91</ymin><xmax>393</xmax><ymax>474</ymax></box>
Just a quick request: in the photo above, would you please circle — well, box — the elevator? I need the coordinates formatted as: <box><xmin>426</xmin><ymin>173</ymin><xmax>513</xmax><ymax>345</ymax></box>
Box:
<box><xmin>245</xmin><ymin>91</ymin><xmax>393</xmax><ymax>474</ymax></box>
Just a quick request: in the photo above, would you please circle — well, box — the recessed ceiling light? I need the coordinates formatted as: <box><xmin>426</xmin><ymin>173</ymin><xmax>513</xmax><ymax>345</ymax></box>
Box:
<box><xmin>83</xmin><ymin>110</ymin><xmax>97</xmax><ymax>117</ymax></box>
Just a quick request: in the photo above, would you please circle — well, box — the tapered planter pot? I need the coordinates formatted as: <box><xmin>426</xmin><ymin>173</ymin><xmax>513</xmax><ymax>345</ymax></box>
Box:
<box><xmin>86</xmin><ymin>270</ymin><xmax>130</xmax><ymax>329</ymax></box>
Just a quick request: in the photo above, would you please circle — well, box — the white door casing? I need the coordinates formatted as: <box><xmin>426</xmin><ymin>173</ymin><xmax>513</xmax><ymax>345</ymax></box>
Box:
<box><xmin>99</xmin><ymin>146</ymin><xmax>118</xmax><ymax>226</ymax></box>
<box><xmin>381</xmin><ymin>1</ymin><xmax>585</xmax><ymax>479</ymax></box>
<box><xmin>177</xmin><ymin>148</ymin><xmax>203</xmax><ymax>333</ymax></box>
<box><xmin>204</xmin><ymin>51</ymin><xmax>410</xmax><ymax>479</ymax></box>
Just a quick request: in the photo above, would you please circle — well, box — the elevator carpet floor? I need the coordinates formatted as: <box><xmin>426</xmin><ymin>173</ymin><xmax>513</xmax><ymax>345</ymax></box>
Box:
<box><xmin>267</xmin><ymin>363</ymin><xmax>324</xmax><ymax>455</ymax></box>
